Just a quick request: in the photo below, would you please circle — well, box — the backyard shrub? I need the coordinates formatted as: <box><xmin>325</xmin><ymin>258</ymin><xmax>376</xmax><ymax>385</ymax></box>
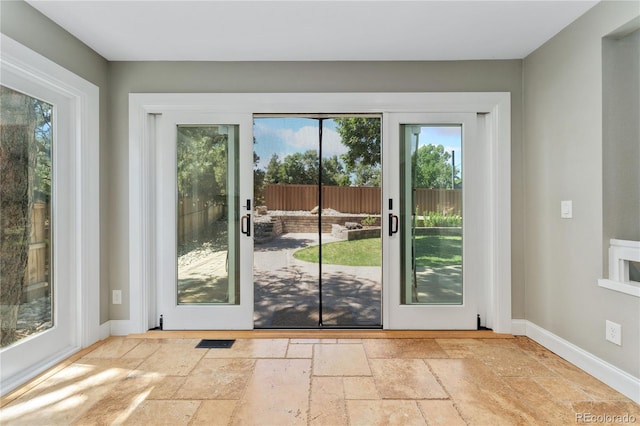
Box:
<box><xmin>361</xmin><ymin>215</ymin><xmax>377</xmax><ymax>226</ymax></box>
<box><xmin>422</xmin><ymin>211</ymin><xmax>462</xmax><ymax>227</ymax></box>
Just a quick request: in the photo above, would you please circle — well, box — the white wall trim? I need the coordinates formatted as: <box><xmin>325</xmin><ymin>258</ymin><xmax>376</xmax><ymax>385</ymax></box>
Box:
<box><xmin>598</xmin><ymin>239</ymin><xmax>640</xmax><ymax>298</ymax></box>
<box><xmin>98</xmin><ymin>322</ymin><xmax>111</xmax><ymax>340</ymax></box>
<box><xmin>513</xmin><ymin>319</ymin><xmax>640</xmax><ymax>403</ymax></box>
<box><xmin>489</xmin><ymin>95</ymin><xmax>512</xmax><ymax>333</ymax></box>
<box><xmin>0</xmin><ymin>35</ymin><xmax>100</xmax><ymax>395</ymax></box>
<box><xmin>511</xmin><ymin>319</ymin><xmax>528</xmax><ymax>335</ymax></box>
<box><xmin>129</xmin><ymin>92</ymin><xmax>511</xmax><ymax>333</ymax></box>
<box><xmin>0</xmin><ymin>346</ymin><xmax>80</xmax><ymax>397</ymax></box>
<box><xmin>109</xmin><ymin>320</ymin><xmax>137</xmax><ymax>336</ymax></box>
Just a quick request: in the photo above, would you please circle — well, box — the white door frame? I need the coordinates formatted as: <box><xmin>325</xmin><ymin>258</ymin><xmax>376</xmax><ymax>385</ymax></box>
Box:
<box><xmin>156</xmin><ymin>111</ymin><xmax>254</xmax><ymax>329</ymax></box>
<box><xmin>128</xmin><ymin>92</ymin><xmax>511</xmax><ymax>333</ymax></box>
<box><xmin>386</xmin><ymin>113</ymin><xmax>482</xmax><ymax>329</ymax></box>
<box><xmin>0</xmin><ymin>35</ymin><xmax>100</xmax><ymax>396</ymax></box>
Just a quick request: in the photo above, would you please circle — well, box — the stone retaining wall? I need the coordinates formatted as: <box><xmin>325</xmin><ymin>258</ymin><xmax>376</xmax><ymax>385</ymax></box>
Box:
<box><xmin>332</xmin><ymin>225</ymin><xmax>381</xmax><ymax>241</ymax></box>
<box><xmin>274</xmin><ymin>215</ymin><xmax>380</xmax><ymax>233</ymax></box>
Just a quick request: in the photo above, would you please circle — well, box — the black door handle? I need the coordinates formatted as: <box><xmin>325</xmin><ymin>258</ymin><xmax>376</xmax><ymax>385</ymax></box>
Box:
<box><xmin>241</xmin><ymin>214</ymin><xmax>251</xmax><ymax>237</ymax></box>
<box><xmin>388</xmin><ymin>213</ymin><xmax>399</xmax><ymax>236</ymax></box>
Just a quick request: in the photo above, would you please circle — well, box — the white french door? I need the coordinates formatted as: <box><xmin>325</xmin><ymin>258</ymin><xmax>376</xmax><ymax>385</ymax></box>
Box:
<box><xmin>385</xmin><ymin>113</ymin><xmax>486</xmax><ymax>329</ymax></box>
<box><xmin>132</xmin><ymin>92</ymin><xmax>510</xmax><ymax>333</ymax></box>
<box><xmin>157</xmin><ymin>111</ymin><xmax>254</xmax><ymax>329</ymax></box>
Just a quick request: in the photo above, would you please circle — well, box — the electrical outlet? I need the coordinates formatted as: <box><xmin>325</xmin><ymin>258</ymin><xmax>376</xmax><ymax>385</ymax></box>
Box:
<box><xmin>112</xmin><ymin>289</ymin><xmax>122</xmax><ymax>305</ymax></box>
<box><xmin>605</xmin><ymin>320</ymin><xmax>621</xmax><ymax>346</ymax></box>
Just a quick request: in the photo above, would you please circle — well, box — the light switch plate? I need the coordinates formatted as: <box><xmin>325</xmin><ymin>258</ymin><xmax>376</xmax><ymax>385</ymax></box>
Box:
<box><xmin>112</xmin><ymin>289</ymin><xmax>122</xmax><ymax>304</ymax></box>
<box><xmin>561</xmin><ymin>200</ymin><xmax>572</xmax><ymax>219</ymax></box>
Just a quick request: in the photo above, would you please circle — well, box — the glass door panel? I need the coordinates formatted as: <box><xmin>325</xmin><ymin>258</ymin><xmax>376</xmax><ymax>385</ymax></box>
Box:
<box><xmin>176</xmin><ymin>126</ymin><xmax>239</xmax><ymax>305</ymax></box>
<box><xmin>157</xmin><ymin>112</ymin><xmax>253</xmax><ymax>330</ymax></box>
<box><xmin>387</xmin><ymin>113</ymin><xmax>477</xmax><ymax>329</ymax></box>
<box><xmin>0</xmin><ymin>86</ymin><xmax>54</xmax><ymax>347</ymax></box>
<box><xmin>400</xmin><ymin>125</ymin><xmax>463</xmax><ymax>305</ymax></box>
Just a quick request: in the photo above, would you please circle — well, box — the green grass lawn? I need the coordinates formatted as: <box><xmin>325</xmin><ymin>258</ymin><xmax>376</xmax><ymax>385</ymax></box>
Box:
<box><xmin>293</xmin><ymin>237</ymin><xmax>381</xmax><ymax>266</ymax></box>
<box><xmin>413</xmin><ymin>235</ymin><xmax>462</xmax><ymax>268</ymax></box>
<box><xmin>293</xmin><ymin>235</ymin><xmax>462</xmax><ymax>267</ymax></box>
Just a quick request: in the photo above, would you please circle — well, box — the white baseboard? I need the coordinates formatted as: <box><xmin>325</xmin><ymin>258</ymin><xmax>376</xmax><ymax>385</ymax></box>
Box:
<box><xmin>513</xmin><ymin>319</ymin><xmax>640</xmax><ymax>403</ymax></box>
<box><xmin>0</xmin><ymin>346</ymin><xmax>80</xmax><ymax>397</ymax></box>
<box><xmin>511</xmin><ymin>319</ymin><xmax>527</xmax><ymax>335</ymax></box>
<box><xmin>98</xmin><ymin>322</ymin><xmax>111</xmax><ymax>340</ymax></box>
<box><xmin>109</xmin><ymin>320</ymin><xmax>136</xmax><ymax>336</ymax></box>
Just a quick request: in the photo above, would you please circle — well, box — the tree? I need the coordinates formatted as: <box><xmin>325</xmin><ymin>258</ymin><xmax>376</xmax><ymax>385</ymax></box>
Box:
<box><xmin>176</xmin><ymin>127</ymin><xmax>227</xmax><ymax>204</ymax></box>
<box><xmin>352</xmin><ymin>163</ymin><xmax>381</xmax><ymax>187</ymax></box>
<box><xmin>263</xmin><ymin>150</ymin><xmax>351</xmax><ymax>186</ymax></box>
<box><xmin>0</xmin><ymin>87</ymin><xmax>46</xmax><ymax>347</ymax></box>
<box><xmin>414</xmin><ymin>144</ymin><xmax>454</xmax><ymax>189</ymax></box>
<box><xmin>334</xmin><ymin>117</ymin><xmax>381</xmax><ymax>171</ymax></box>
<box><xmin>263</xmin><ymin>154</ymin><xmax>284</xmax><ymax>184</ymax></box>
<box><xmin>321</xmin><ymin>155</ymin><xmax>350</xmax><ymax>186</ymax></box>
<box><xmin>253</xmin><ymin>150</ymin><xmax>266</xmax><ymax>205</ymax></box>
<box><xmin>281</xmin><ymin>151</ymin><xmax>317</xmax><ymax>184</ymax></box>
<box><xmin>334</xmin><ymin>117</ymin><xmax>382</xmax><ymax>187</ymax></box>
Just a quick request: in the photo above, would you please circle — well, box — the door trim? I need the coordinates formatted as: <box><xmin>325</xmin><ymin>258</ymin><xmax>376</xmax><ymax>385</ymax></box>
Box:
<box><xmin>0</xmin><ymin>35</ymin><xmax>100</xmax><ymax>396</ymax></box>
<box><xmin>128</xmin><ymin>92</ymin><xmax>511</xmax><ymax>333</ymax></box>
<box><xmin>156</xmin><ymin>112</ymin><xmax>254</xmax><ymax>329</ymax></box>
<box><xmin>385</xmin><ymin>113</ymin><xmax>481</xmax><ymax>329</ymax></box>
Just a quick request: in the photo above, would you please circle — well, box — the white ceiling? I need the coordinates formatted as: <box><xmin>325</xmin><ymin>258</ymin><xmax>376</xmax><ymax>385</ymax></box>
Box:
<box><xmin>26</xmin><ymin>0</ymin><xmax>599</xmax><ymax>61</ymax></box>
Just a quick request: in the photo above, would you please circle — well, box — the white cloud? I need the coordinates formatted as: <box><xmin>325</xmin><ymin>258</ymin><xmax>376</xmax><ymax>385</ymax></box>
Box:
<box><xmin>254</xmin><ymin>120</ymin><xmax>349</xmax><ymax>171</ymax></box>
<box><xmin>279</xmin><ymin>125</ymin><xmax>347</xmax><ymax>158</ymax></box>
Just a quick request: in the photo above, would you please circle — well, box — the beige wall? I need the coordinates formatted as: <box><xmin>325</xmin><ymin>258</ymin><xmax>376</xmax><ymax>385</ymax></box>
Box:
<box><xmin>0</xmin><ymin>0</ymin><xmax>112</xmax><ymax>324</ymax></box>
<box><xmin>523</xmin><ymin>1</ymin><xmax>639</xmax><ymax>376</ymax></box>
<box><xmin>108</xmin><ymin>60</ymin><xmax>525</xmax><ymax>320</ymax></box>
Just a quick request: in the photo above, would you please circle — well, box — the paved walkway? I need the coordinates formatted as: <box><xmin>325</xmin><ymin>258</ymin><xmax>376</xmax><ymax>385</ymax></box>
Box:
<box><xmin>253</xmin><ymin>233</ymin><xmax>381</xmax><ymax>327</ymax></box>
<box><xmin>177</xmin><ymin>232</ymin><xmax>462</xmax><ymax>327</ymax></box>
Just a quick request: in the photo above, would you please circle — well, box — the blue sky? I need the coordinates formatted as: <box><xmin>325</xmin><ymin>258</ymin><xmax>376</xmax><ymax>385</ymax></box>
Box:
<box><xmin>253</xmin><ymin>117</ymin><xmax>462</xmax><ymax>170</ymax></box>
<box><xmin>254</xmin><ymin>118</ymin><xmax>344</xmax><ymax>169</ymax></box>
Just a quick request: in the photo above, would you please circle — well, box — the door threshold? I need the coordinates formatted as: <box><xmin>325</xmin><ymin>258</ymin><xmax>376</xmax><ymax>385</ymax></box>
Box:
<box><xmin>128</xmin><ymin>329</ymin><xmax>513</xmax><ymax>340</ymax></box>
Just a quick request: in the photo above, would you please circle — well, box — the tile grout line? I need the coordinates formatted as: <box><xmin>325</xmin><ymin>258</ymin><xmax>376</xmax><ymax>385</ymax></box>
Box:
<box><xmin>422</xmin><ymin>355</ymin><xmax>471</xmax><ymax>425</ymax></box>
<box><xmin>361</xmin><ymin>340</ymin><xmax>382</xmax><ymax>403</ymax></box>
<box><xmin>343</xmin><ymin>340</ymin><xmax>355</xmax><ymax>426</ymax></box>
<box><xmin>306</xmin><ymin>341</ymin><xmax>316</xmax><ymax>425</ymax></box>
<box><xmin>183</xmin><ymin>342</ymin><xmax>230</xmax><ymax>425</ymax></box>
<box><xmin>225</xmin><ymin>342</ymin><xmax>261</xmax><ymax>426</ymax></box>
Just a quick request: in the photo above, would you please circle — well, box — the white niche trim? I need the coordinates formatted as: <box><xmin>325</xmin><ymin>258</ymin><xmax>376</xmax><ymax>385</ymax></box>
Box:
<box><xmin>598</xmin><ymin>239</ymin><xmax>640</xmax><ymax>298</ymax></box>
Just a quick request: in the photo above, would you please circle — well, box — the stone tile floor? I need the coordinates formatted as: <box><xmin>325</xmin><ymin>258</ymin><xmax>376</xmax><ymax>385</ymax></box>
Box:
<box><xmin>1</xmin><ymin>336</ymin><xmax>638</xmax><ymax>425</ymax></box>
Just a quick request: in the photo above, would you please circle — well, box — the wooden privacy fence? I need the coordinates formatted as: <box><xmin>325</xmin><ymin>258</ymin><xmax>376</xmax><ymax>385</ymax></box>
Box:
<box><xmin>264</xmin><ymin>184</ymin><xmax>380</xmax><ymax>214</ymax></box>
<box><xmin>263</xmin><ymin>184</ymin><xmax>461</xmax><ymax>215</ymax></box>
<box><xmin>24</xmin><ymin>202</ymin><xmax>49</xmax><ymax>300</ymax></box>
<box><xmin>178</xmin><ymin>197</ymin><xmax>225</xmax><ymax>245</ymax></box>
<box><xmin>414</xmin><ymin>188</ymin><xmax>462</xmax><ymax>215</ymax></box>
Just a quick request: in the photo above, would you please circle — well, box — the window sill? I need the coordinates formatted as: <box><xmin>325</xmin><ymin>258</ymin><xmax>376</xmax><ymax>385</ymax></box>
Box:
<box><xmin>598</xmin><ymin>278</ymin><xmax>640</xmax><ymax>298</ymax></box>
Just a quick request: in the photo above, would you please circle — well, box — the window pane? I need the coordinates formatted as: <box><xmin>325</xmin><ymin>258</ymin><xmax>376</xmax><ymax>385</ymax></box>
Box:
<box><xmin>401</xmin><ymin>125</ymin><xmax>462</xmax><ymax>305</ymax></box>
<box><xmin>630</xmin><ymin>260</ymin><xmax>639</xmax><ymax>282</ymax></box>
<box><xmin>176</xmin><ymin>125</ymin><xmax>239</xmax><ymax>304</ymax></box>
<box><xmin>0</xmin><ymin>86</ymin><xmax>53</xmax><ymax>347</ymax></box>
